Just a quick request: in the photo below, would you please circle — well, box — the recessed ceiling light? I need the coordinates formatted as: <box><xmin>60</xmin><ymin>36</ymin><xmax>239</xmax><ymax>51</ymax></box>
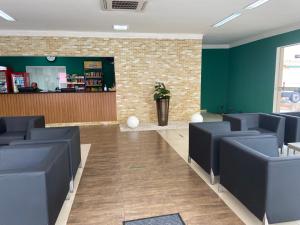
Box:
<box><xmin>213</xmin><ymin>13</ymin><xmax>241</xmax><ymax>28</ymax></box>
<box><xmin>113</xmin><ymin>25</ymin><xmax>128</xmax><ymax>31</ymax></box>
<box><xmin>245</xmin><ymin>0</ymin><xmax>270</xmax><ymax>10</ymax></box>
<box><xmin>0</xmin><ymin>9</ymin><xmax>15</xmax><ymax>22</ymax></box>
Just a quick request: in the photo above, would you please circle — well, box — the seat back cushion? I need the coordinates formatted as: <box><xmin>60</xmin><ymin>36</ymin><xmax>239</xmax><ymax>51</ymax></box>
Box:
<box><xmin>191</xmin><ymin>121</ymin><xmax>231</xmax><ymax>133</ymax></box>
<box><xmin>0</xmin><ymin>146</ymin><xmax>51</xmax><ymax>170</ymax></box>
<box><xmin>234</xmin><ymin>136</ymin><xmax>279</xmax><ymax>157</ymax></box>
<box><xmin>0</xmin><ymin>132</ymin><xmax>25</xmax><ymax>145</ymax></box>
<box><xmin>283</xmin><ymin>112</ymin><xmax>300</xmax><ymax>117</ymax></box>
<box><xmin>259</xmin><ymin>114</ymin><xmax>280</xmax><ymax>131</ymax></box>
<box><xmin>4</xmin><ymin>117</ymin><xmax>29</xmax><ymax>132</ymax></box>
<box><xmin>243</xmin><ymin>114</ymin><xmax>259</xmax><ymax>129</ymax></box>
<box><xmin>31</xmin><ymin>128</ymin><xmax>71</xmax><ymax>140</ymax></box>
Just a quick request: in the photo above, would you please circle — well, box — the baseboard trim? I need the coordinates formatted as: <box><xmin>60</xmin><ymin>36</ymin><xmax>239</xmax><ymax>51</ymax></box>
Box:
<box><xmin>46</xmin><ymin>121</ymin><xmax>119</xmax><ymax>127</ymax></box>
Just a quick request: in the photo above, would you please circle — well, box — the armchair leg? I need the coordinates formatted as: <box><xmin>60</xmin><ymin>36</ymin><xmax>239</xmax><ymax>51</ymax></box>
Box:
<box><xmin>218</xmin><ymin>184</ymin><xmax>226</xmax><ymax>193</ymax></box>
<box><xmin>210</xmin><ymin>169</ymin><xmax>215</xmax><ymax>185</ymax></box>
<box><xmin>66</xmin><ymin>192</ymin><xmax>71</xmax><ymax>200</ymax></box>
<box><xmin>70</xmin><ymin>179</ymin><xmax>74</xmax><ymax>193</ymax></box>
<box><xmin>262</xmin><ymin>213</ymin><xmax>269</xmax><ymax>225</ymax></box>
<box><xmin>188</xmin><ymin>155</ymin><xmax>191</xmax><ymax>163</ymax></box>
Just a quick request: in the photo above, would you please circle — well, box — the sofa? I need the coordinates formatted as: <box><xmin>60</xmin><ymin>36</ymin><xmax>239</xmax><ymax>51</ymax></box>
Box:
<box><xmin>0</xmin><ymin>116</ymin><xmax>45</xmax><ymax>145</ymax></box>
<box><xmin>189</xmin><ymin>121</ymin><xmax>260</xmax><ymax>184</ymax></box>
<box><xmin>222</xmin><ymin>113</ymin><xmax>285</xmax><ymax>148</ymax></box>
<box><xmin>274</xmin><ymin>112</ymin><xmax>300</xmax><ymax>144</ymax></box>
<box><xmin>219</xmin><ymin>135</ymin><xmax>300</xmax><ymax>224</ymax></box>
<box><xmin>10</xmin><ymin>126</ymin><xmax>81</xmax><ymax>192</ymax></box>
<box><xmin>0</xmin><ymin>143</ymin><xmax>70</xmax><ymax>225</ymax></box>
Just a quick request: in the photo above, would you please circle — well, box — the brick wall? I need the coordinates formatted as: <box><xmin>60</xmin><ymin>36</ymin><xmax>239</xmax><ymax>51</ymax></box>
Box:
<box><xmin>0</xmin><ymin>36</ymin><xmax>202</xmax><ymax>123</ymax></box>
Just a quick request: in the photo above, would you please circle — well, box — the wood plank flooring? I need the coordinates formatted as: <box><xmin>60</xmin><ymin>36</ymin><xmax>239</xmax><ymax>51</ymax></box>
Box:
<box><xmin>67</xmin><ymin>126</ymin><xmax>243</xmax><ymax>225</ymax></box>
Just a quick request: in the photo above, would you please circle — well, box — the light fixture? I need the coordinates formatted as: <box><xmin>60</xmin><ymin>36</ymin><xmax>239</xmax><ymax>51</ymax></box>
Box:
<box><xmin>213</xmin><ymin>13</ymin><xmax>241</xmax><ymax>28</ymax></box>
<box><xmin>245</xmin><ymin>0</ymin><xmax>270</xmax><ymax>10</ymax></box>
<box><xmin>0</xmin><ymin>9</ymin><xmax>15</xmax><ymax>22</ymax></box>
<box><xmin>113</xmin><ymin>25</ymin><xmax>128</xmax><ymax>31</ymax></box>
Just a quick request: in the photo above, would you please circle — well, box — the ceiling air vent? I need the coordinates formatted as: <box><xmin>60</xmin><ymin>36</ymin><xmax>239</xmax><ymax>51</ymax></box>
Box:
<box><xmin>101</xmin><ymin>0</ymin><xmax>147</xmax><ymax>11</ymax></box>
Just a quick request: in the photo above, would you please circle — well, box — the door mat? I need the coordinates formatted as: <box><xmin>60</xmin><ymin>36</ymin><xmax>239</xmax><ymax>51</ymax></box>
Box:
<box><xmin>123</xmin><ymin>213</ymin><xmax>185</xmax><ymax>225</ymax></box>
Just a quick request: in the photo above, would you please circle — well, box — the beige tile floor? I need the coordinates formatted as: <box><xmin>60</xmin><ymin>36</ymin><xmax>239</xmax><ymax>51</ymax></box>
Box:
<box><xmin>55</xmin><ymin>144</ymin><xmax>91</xmax><ymax>225</ymax></box>
<box><xmin>158</xmin><ymin>113</ymin><xmax>300</xmax><ymax>225</ymax></box>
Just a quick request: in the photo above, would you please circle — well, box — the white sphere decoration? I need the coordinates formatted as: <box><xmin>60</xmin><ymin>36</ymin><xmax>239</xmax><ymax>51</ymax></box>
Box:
<box><xmin>127</xmin><ymin>116</ymin><xmax>139</xmax><ymax>129</ymax></box>
<box><xmin>191</xmin><ymin>113</ymin><xmax>204</xmax><ymax>123</ymax></box>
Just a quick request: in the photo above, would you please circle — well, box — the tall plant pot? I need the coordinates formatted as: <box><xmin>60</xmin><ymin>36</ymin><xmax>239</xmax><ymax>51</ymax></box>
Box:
<box><xmin>156</xmin><ymin>98</ymin><xmax>169</xmax><ymax>126</ymax></box>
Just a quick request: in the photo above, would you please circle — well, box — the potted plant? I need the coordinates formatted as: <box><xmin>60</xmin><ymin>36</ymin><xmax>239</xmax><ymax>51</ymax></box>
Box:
<box><xmin>154</xmin><ymin>82</ymin><xmax>171</xmax><ymax>126</ymax></box>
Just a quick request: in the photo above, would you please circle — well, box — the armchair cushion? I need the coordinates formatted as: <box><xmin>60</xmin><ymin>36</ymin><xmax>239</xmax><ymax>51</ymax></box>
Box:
<box><xmin>0</xmin><ymin>131</ymin><xmax>25</xmax><ymax>145</ymax></box>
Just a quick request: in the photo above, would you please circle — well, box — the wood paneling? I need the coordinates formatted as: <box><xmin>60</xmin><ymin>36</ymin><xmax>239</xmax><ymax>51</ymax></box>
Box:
<box><xmin>0</xmin><ymin>92</ymin><xmax>117</xmax><ymax>123</ymax></box>
<box><xmin>68</xmin><ymin>126</ymin><xmax>243</xmax><ymax>225</ymax></box>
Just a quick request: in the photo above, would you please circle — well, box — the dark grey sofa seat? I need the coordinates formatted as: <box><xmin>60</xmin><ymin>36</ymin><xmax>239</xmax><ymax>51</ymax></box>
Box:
<box><xmin>0</xmin><ymin>143</ymin><xmax>70</xmax><ymax>225</ymax></box>
<box><xmin>223</xmin><ymin>113</ymin><xmax>285</xmax><ymax>147</ymax></box>
<box><xmin>274</xmin><ymin>112</ymin><xmax>300</xmax><ymax>144</ymax></box>
<box><xmin>10</xmin><ymin>126</ymin><xmax>81</xmax><ymax>192</ymax></box>
<box><xmin>0</xmin><ymin>116</ymin><xmax>45</xmax><ymax>145</ymax></box>
<box><xmin>220</xmin><ymin>135</ymin><xmax>300</xmax><ymax>224</ymax></box>
<box><xmin>188</xmin><ymin>121</ymin><xmax>260</xmax><ymax>184</ymax></box>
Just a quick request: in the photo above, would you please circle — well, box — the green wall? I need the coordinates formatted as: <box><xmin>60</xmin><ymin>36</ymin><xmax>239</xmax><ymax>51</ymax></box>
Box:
<box><xmin>228</xmin><ymin>29</ymin><xmax>300</xmax><ymax>113</ymax></box>
<box><xmin>0</xmin><ymin>56</ymin><xmax>115</xmax><ymax>87</ymax></box>
<box><xmin>201</xmin><ymin>29</ymin><xmax>300</xmax><ymax>113</ymax></box>
<box><xmin>201</xmin><ymin>49</ymin><xmax>229</xmax><ymax>113</ymax></box>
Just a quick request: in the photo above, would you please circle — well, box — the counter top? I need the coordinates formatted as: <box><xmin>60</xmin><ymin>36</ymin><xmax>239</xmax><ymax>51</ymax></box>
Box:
<box><xmin>0</xmin><ymin>91</ymin><xmax>116</xmax><ymax>95</ymax></box>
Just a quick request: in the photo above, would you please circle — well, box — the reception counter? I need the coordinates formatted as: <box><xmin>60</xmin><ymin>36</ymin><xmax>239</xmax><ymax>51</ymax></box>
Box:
<box><xmin>0</xmin><ymin>92</ymin><xmax>117</xmax><ymax>124</ymax></box>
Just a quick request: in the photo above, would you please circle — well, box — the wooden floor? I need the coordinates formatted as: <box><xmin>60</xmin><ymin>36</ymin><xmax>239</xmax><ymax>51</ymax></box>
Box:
<box><xmin>68</xmin><ymin>126</ymin><xmax>243</xmax><ymax>225</ymax></box>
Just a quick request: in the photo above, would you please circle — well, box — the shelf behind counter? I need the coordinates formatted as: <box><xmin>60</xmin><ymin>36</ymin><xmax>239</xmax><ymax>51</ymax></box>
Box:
<box><xmin>0</xmin><ymin>91</ymin><xmax>117</xmax><ymax>123</ymax></box>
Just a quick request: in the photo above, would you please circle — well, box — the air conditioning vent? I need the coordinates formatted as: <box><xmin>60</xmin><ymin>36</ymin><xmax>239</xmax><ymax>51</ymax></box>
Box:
<box><xmin>101</xmin><ymin>0</ymin><xmax>147</xmax><ymax>11</ymax></box>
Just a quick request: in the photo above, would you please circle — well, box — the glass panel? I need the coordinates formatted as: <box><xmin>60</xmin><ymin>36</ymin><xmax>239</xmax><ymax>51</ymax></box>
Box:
<box><xmin>26</xmin><ymin>66</ymin><xmax>67</xmax><ymax>92</ymax></box>
<box><xmin>278</xmin><ymin>45</ymin><xmax>300</xmax><ymax>112</ymax></box>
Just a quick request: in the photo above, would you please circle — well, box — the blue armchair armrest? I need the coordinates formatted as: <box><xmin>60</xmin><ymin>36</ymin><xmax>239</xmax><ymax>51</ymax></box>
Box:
<box><xmin>222</xmin><ymin>114</ymin><xmax>249</xmax><ymax>131</ymax></box>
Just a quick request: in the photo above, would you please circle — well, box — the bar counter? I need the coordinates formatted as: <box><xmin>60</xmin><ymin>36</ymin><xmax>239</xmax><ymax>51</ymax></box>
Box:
<box><xmin>0</xmin><ymin>92</ymin><xmax>117</xmax><ymax>123</ymax></box>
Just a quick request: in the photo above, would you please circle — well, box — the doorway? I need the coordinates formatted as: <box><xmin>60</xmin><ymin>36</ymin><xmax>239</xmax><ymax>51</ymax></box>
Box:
<box><xmin>274</xmin><ymin>44</ymin><xmax>300</xmax><ymax>112</ymax></box>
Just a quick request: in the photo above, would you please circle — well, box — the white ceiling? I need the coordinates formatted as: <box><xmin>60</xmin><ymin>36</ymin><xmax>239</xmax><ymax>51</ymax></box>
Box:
<box><xmin>0</xmin><ymin>0</ymin><xmax>300</xmax><ymax>45</ymax></box>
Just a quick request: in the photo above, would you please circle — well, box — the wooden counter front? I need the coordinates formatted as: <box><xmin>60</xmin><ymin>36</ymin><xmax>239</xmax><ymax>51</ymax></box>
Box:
<box><xmin>0</xmin><ymin>92</ymin><xmax>117</xmax><ymax>124</ymax></box>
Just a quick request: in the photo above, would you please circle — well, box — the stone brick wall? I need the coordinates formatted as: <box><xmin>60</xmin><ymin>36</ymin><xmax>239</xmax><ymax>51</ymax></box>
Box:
<box><xmin>0</xmin><ymin>36</ymin><xmax>202</xmax><ymax>123</ymax></box>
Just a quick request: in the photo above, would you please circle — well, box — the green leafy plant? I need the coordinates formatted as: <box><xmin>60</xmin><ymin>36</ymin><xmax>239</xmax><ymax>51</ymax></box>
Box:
<box><xmin>153</xmin><ymin>82</ymin><xmax>171</xmax><ymax>101</ymax></box>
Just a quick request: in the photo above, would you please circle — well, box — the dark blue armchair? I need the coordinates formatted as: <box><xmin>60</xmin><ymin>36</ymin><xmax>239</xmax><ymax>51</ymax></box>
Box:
<box><xmin>0</xmin><ymin>143</ymin><xmax>70</xmax><ymax>225</ymax></box>
<box><xmin>220</xmin><ymin>135</ymin><xmax>300</xmax><ymax>224</ymax></box>
<box><xmin>223</xmin><ymin>113</ymin><xmax>285</xmax><ymax>148</ymax></box>
<box><xmin>0</xmin><ymin>116</ymin><xmax>45</xmax><ymax>145</ymax></box>
<box><xmin>10</xmin><ymin>126</ymin><xmax>81</xmax><ymax>192</ymax></box>
<box><xmin>189</xmin><ymin>121</ymin><xmax>260</xmax><ymax>184</ymax></box>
